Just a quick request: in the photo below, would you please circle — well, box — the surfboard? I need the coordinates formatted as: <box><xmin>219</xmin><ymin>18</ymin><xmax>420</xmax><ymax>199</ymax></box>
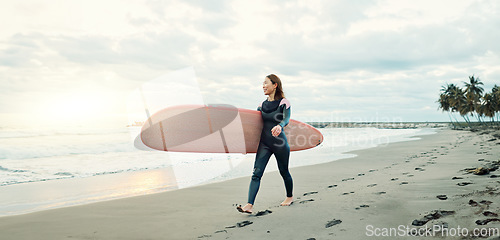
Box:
<box><xmin>139</xmin><ymin>104</ymin><xmax>323</xmax><ymax>154</ymax></box>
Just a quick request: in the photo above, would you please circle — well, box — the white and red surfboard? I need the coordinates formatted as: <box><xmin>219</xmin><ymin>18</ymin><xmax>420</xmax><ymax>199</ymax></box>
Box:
<box><xmin>139</xmin><ymin>104</ymin><xmax>323</xmax><ymax>154</ymax></box>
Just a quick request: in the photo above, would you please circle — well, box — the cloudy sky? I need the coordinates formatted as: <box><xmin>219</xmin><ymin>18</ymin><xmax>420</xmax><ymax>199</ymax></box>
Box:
<box><xmin>1</xmin><ymin>0</ymin><xmax>499</xmax><ymax>128</ymax></box>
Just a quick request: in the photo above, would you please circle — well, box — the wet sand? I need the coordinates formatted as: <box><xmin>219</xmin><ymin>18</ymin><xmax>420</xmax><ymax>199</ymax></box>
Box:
<box><xmin>1</xmin><ymin>128</ymin><xmax>499</xmax><ymax>239</ymax></box>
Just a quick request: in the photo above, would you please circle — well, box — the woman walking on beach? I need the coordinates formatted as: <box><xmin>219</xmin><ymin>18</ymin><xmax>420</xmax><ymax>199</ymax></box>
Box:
<box><xmin>237</xmin><ymin>74</ymin><xmax>293</xmax><ymax>214</ymax></box>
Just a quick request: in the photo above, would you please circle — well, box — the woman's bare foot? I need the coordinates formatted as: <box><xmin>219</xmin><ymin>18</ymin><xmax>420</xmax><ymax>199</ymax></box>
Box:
<box><xmin>280</xmin><ymin>197</ymin><xmax>293</xmax><ymax>206</ymax></box>
<box><xmin>237</xmin><ymin>203</ymin><xmax>253</xmax><ymax>213</ymax></box>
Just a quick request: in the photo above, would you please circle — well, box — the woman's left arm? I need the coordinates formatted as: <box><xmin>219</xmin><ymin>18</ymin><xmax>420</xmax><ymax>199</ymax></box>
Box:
<box><xmin>278</xmin><ymin>104</ymin><xmax>291</xmax><ymax>128</ymax></box>
<box><xmin>272</xmin><ymin>99</ymin><xmax>291</xmax><ymax>137</ymax></box>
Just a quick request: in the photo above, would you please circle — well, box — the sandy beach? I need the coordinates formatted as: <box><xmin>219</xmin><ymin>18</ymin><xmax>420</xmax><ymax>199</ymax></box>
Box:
<box><xmin>1</xmin><ymin>128</ymin><xmax>500</xmax><ymax>240</ymax></box>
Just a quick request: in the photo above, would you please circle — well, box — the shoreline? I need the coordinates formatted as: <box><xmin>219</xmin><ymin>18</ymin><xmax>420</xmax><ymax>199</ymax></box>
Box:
<box><xmin>1</xmin><ymin>128</ymin><xmax>499</xmax><ymax>239</ymax></box>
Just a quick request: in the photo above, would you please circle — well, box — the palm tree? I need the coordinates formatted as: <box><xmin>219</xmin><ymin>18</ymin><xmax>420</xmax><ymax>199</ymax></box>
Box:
<box><xmin>438</xmin><ymin>76</ymin><xmax>500</xmax><ymax>129</ymax></box>
<box><xmin>438</xmin><ymin>83</ymin><xmax>460</xmax><ymax>127</ymax></box>
<box><xmin>438</xmin><ymin>84</ymin><xmax>454</xmax><ymax>127</ymax></box>
<box><xmin>450</xmin><ymin>86</ymin><xmax>472</xmax><ymax>127</ymax></box>
<box><xmin>492</xmin><ymin>85</ymin><xmax>500</xmax><ymax>123</ymax></box>
<box><xmin>463</xmin><ymin>75</ymin><xmax>484</xmax><ymax>122</ymax></box>
<box><xmin>480</xmin><ymin>92</ymin><xmax>496</xmax><ymax>123</ymax></box>
<box><xmin>437</xmin><ymin>83</ymin><xmax>473</xmax><ymax>127</ymax></box>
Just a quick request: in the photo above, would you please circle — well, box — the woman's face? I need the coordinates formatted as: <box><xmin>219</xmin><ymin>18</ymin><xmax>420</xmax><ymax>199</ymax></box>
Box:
<box><xmin>263</xmin><ymin>77</ymin><xmax>276</xmax><ymax>96</ymax></box>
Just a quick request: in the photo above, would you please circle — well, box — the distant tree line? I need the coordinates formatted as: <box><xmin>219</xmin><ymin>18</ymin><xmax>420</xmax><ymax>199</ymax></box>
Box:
<box><xmin>438</xmin><ymin>75</ymin><xmax>500</xmax><ymax>128</ymax></box>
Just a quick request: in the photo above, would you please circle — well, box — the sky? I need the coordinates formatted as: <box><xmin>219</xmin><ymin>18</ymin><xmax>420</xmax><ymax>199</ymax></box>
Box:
<box><xmin>1</xmin><ymin>0</ymin><xmax>500</xmax><ymax>128</ymax></box>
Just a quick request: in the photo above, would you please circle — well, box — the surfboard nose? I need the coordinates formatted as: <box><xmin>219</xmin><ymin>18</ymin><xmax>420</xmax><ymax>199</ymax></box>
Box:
<box><xmin>316</xmin><ymin>137</ymin><xmax>323</xmax><ymax>146</ymax></box>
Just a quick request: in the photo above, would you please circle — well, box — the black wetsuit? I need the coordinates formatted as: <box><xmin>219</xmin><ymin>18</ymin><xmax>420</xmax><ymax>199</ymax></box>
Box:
<box><xmin>247</xmin><ymin>98</ymin><xmax>293</xmax><ymax>205</ymax></box>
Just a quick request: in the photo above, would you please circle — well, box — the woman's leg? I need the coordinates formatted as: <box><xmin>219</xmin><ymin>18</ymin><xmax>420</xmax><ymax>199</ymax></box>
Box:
<box><xmin>274</xmin><ymin>144</ymin><xmax>293</xmax><ymax>202</ymax></box>
<box><xmin>247</xmin><ymin>143</ymin><xmax>273</xmax><ymax>205</ymax></box>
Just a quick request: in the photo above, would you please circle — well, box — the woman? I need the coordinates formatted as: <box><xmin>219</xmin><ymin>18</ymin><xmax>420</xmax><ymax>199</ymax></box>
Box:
<box><xmin>237</xmin><ymin>74</ymin><xmax>293</xmax><ymax>214</ymax></box>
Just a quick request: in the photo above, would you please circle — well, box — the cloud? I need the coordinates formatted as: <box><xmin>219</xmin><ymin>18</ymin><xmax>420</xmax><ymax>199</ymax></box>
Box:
<box><xmin>0</xmin><ymin>34</ymin><xmax>42</xmax><ymax>67</ymax></box>
<box><xmin>1</xmin><ymin>0</ymin><xmax>500</xmax><ymax>126</ymax></box>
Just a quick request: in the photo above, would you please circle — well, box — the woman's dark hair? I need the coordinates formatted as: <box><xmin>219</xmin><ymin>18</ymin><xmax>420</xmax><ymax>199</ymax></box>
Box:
<box><xmin>266</xmin><ymin>74</ymin><xmax>285</xmax><ymax>101</ymax></box>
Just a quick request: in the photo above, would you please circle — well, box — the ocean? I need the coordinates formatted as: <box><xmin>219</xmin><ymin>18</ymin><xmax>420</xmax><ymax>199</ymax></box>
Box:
<box><xmin>0</xmin><ymin>126</ymin><xmax>437</xmax><ymax>216</ymax></box>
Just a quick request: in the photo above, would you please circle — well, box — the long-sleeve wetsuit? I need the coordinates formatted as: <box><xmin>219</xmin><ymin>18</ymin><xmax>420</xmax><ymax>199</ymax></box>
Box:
<box><xmin>247</xmin><ymin>98</ymin><xmax>293</xmax><ymax>205</ymax></box>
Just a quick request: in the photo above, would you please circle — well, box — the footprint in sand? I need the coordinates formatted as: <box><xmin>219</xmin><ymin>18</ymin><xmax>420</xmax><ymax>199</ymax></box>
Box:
<box><xmin>483</xmin><ymin>211</ymin><xmax>498</xmax><ymax>217</ymax></box>
<box><xmin>225</xmin><ymin>220</ymin><xmax>253</xmax><ymax>229</ymax></box>
<box><xmin>342</xmin><ymin>177</ymin><xmax>355</xmax><ymax>181</ymax></box>
<box><xmin>400</xmin><ymin>182</ymin><xmax>409</xmax><ymax>185</ymax></box>
<box><xmin>299</xmin><ymin>199</ymin><xmax>315</xmax><ymax>204</ymax></box>
<box><xmin>303</xmin><ymin>191</ymin><xmax>318</xmax><ymax>196</ymax></box>
<box><xmin>436</xmin><ymin>195</ymin><xmax>448</xmax><ymax>200</ymax></box>
<box><xmin>236</xmin><ymin>221</ymin><xmax>253</xmax><ymax>227</ymax></box>
<box><xmin>325</xmin><ymin>219</ymin><xmax>342</xmax><ymax>228</ymax></box>
<box><xmin>457</xmin><ymin>182</ymin><xmax>473</xmax><ymax>186</ymax></box>
<box><xmin>412</xmin><ymin>210</ymin><xmax>455</xmax><ymax>226</ymax></box>
<box><xmin>367</xmin><ymin>184</ymin><xmax>377</xmax><ymax>187</ymax></box>
<box><xmin>469</xmin><ymin>199</ymin><xmax>492</xmax><ymax>206</ymax></box>
<box><xmin>328</xmin><ymin>184</ymin><xmax>338</xmax><ymax>188</ymax></box>
<box><xmin>391</xmin><ymin>178</ymin><xmax>399</xmax><ymax>181</ymax></box>
<box><xmin>475</xmin><ymin>219</ymin><xmax>500</xmax><ymax>225</ymax></box>
<box><xmin>355</xmin><ymin>205</ymin><xmax>370</xmax><ymax>210</ymax></box>
<box><xmin>255</xmin><ymin>210</ymin><xmax>272</xmax><ymax>216</ymax></box>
